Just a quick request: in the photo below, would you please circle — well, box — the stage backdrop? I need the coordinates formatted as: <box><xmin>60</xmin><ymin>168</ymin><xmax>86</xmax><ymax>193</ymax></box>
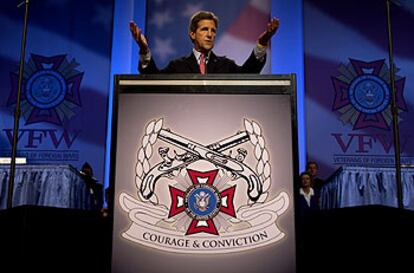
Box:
<box><xmin>304</xmin><ymin>0</ymin><xmax>414</xmax><ymax>178</ymax></box>
<box><xmin>145</xmin><ymin>0</ymin><xmax>272</xmax><ymax>73</ymax></box>
<box><xmin>0</xmin><ymin>0</ymin><xmax>113</xmax><ymax>184</ymax></box>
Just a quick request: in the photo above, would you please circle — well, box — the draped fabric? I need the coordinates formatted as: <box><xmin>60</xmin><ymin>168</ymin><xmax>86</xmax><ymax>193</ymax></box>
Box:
<box><xmin>320</xmin><ymin>166</ymin><xmax>414</xmax><ymax>210</ymax></box>
<box><xmin>0</xmin><ymin>164</ymin><xmax>92</xmax><ymax>210</ymax></box>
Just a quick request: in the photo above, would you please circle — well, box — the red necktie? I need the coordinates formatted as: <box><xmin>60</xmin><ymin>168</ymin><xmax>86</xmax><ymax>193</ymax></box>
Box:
<box><xmin>199</xmin><ymin>54</ymin><xmax>206</xmax><ymax>74</ymax></box>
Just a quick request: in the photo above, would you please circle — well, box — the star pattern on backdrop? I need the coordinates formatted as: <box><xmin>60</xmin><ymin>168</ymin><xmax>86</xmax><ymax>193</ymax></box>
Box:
<box><xmin>181</xmin><ymin>3</ymin><xmax>205</xmax><ymax>17</ymax></box>
<box><xmin>149</xmin><ymin>10</ymin><xmax>173</xmax><ymax>29</ymax></box>
<box><xmin>152</xmin><ymin>37</ymin><xmax>176</xmax><ymax>62</ymax></box>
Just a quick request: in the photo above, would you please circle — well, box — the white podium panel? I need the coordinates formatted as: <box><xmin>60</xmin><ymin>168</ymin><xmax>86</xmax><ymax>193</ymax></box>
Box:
<box><xmin>110</xmin><ymin>74</ymin><xmax>298</xmax><ymax>273</ymax></box>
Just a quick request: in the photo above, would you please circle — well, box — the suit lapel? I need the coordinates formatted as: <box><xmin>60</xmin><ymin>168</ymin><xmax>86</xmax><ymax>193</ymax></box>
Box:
<box><xmin>207</xmin><ymin>51</ymin><xmax>219</xmax><ymax>73</ymax></box>
<box><xmin>184</xmin><ymin>53</ymin><xmax>199</xmax><ymax>73</ymax></box>
<box><xmin>184</xmin><ymin>51</ymin><xmax>220</xmax><ymax>73</ymax></box>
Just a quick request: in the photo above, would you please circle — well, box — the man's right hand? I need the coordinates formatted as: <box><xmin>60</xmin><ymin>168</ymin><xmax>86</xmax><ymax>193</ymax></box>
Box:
<box><xmin>129</xmin><ymin>20</ymin><xmax>149</xmax><ymax>54</ymax></box>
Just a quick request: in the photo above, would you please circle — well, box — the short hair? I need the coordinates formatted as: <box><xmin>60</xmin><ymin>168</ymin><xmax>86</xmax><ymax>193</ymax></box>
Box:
<box><xmin>300</xmin><ymin>171</ymin><xmax>312</xmax><ymax>179</ymax></box>
<box><xmin>188</xmin><ymin>11</ymin><xmax>219</xmax><ymax>34</ymax></box>
<box><xmin>306</xmin><ymin>161</ymin><xmax>318</xmax><ymax>170</ymax></box>
<box><xmin>81</xmin><ymin>162</ymin><xmax>94</xmax><ymax>176</ymax></box>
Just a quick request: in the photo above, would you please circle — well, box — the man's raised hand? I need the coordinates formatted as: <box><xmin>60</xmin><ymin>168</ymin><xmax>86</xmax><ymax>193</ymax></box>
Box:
<box><xmin>257</xmin><ymin>17</ymin><xmax>280</xmax><ymax>47</ymax></box>
<box><xmin>129</xmin><ymin>20</ymin><xmax>149</xmax><ymax>54</ymax></box>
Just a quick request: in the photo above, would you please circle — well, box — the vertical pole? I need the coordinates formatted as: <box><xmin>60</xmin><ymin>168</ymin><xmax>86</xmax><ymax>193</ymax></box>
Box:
<box><xmin>7</xmin><ymin>0</ymin><xmax>30</xmax><ymax>209</ymax></box>
<box><xmin>385</xmin><ymin>0</ymin><xmax>403</xmax><ymax>209</ymax></box>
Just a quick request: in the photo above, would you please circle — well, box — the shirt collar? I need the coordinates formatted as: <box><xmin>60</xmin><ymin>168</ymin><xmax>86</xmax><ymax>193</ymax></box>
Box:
<box><xmin>300</xmin><ymin>187</ymin><xmax>314</xmax><ymax>197</ymax></box>
<box><xmin>192</xmin><ymin>48</ymin><xmax>210</xmax><ymax>64</ymax></box>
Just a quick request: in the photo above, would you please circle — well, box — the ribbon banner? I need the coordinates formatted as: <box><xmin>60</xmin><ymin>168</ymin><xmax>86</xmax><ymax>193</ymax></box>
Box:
<box><xmin>120</xmin><ymin>191</ymin><xmax>289</xmax><ymax>254</ymax></box>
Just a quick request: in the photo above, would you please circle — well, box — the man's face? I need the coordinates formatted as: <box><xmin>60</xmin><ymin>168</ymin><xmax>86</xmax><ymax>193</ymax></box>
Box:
<box><xmin>190</xmin><ymin>19</ymin><xmax>216</xmax><ymax>53</ymax></box>
<box><xmin>308</xmin><ymin>163</ymin><xmax>317</xmax><ymax>177</ymax></box>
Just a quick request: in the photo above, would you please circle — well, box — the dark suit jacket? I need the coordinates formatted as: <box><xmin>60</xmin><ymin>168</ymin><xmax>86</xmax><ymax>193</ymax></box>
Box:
<box><xmin>139</xmin><ymin>50</ymin><xmax>266</xmax><ymax>74</ymax></box>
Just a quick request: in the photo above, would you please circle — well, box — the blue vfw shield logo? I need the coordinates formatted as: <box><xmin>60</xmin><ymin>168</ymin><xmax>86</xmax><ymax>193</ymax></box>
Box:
<box><xmin>8</xmin><ymin>54</ymin><xmax>84</xmax><ymax>126</ymax></box>
<box><xmin>331</xmin><ymin>59</ymin><xmax>407</xmax><ymax>130</ymax></box>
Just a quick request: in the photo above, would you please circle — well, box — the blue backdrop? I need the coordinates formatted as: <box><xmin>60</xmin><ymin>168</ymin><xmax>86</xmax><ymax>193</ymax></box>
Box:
<box><xmin>0</xmin><ymin>0</ymin><xmax>305</xmax><ymax>200</ymax></box>
<box><xmin>0</xmin><ymin>0</ymin><xmax>114</xmax><ymax>185</ymax></box>
<box><xmin>304</xmin><ymin>0</ymin><xmax>414</xmax><ymax>178</ymax></box>
<box><xmin>107</xmin><ymin>0</ymin><xmax>306</xmax><ymax>191</ymax></box>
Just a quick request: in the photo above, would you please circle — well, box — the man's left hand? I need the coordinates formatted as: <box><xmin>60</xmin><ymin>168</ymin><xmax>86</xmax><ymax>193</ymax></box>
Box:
<box><xmin>257</xmin><ymin>17</ymin><xmax>280</xmax><ymax>47</ymax></box>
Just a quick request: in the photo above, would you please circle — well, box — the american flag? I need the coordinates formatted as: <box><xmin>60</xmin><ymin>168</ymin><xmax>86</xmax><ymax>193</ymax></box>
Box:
<box><xmin>146</xmin><ymin>0</ymin><xmax>271</xmax><ymax>73</ymax></box>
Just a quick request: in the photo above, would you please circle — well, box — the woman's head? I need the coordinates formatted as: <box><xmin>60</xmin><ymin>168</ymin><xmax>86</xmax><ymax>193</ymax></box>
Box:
<box><xmin>300</xmin><ymin>171</ymin><xmax>312</xmax><ymax>188</ymax></box>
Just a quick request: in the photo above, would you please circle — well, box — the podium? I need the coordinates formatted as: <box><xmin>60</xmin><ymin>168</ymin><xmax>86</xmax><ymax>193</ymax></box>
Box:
<box><xmin>110</xmin><ymin>74</ymin><xmax>299</xmax><ymax>273</ymax></box>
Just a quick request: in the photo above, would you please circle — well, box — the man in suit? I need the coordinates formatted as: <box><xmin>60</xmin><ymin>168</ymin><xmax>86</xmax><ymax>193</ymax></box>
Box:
<box><xmin>306</xmin><ymin>161</ymin><xmax>325</xmax><ymax>193</ymax></box>
<box><xmin>79</xmin><ymin>162</ymin><xmax>103</xmax><ymax>211</ymax></box>
<box><xmin>129</xmin><ymin>10</ymin><xmax>279</xmax><ymax>74</ymax></box>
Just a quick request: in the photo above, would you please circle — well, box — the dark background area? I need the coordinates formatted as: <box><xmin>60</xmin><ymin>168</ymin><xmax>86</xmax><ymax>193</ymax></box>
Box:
<box><xmin>1</xmin><ymin>205</ymin><xmax>413</xmax><ymax>272</ymax></box>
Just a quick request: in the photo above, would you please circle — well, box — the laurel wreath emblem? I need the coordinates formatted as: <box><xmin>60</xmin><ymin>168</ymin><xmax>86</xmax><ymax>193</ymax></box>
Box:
<box><xmin>135</xmin><ymin>118</ymin><xmax>271</xmax><ymax>205</ymax></box>
<box><xmin>135</xmin><ymin>118</ymin><xmax>163</xmax><ymax>204</ymax></box>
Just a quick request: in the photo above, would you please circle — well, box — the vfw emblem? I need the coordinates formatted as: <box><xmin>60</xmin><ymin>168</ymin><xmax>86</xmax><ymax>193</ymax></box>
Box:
<box><xmin>119</xmin><ymin>118</ymin><xmax>290</xmax><ymax>254</ymax></box>
<box><xmin>8</xmin><ymin>54</ymin><xmax>83</xmax><ymax>125</ymax></box>
<box><xmin>332</xmin><ymin>59</ymin><xmax>406</xmax><ymax>130</ymax></box>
